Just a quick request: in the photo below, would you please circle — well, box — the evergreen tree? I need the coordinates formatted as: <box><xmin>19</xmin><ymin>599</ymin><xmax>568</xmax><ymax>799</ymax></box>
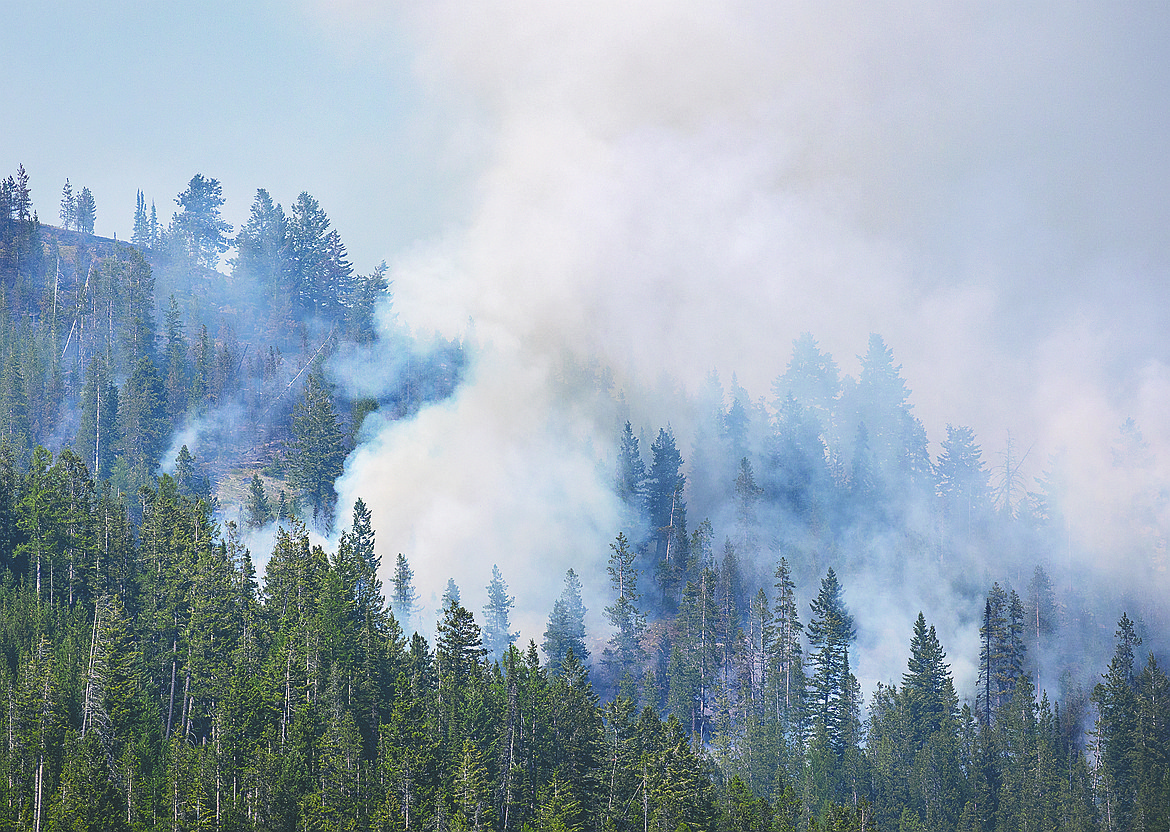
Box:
<box><xmin>666</xmin><ymin>566</ymin><xmax>719</xmax><ymax>742</ymax></box>
<box><xmin>131</xmin><ymin>190</ymin><xmax>150</xmax><ymax>247</ymax></box>
<box><xmin>346</xmin><ymin>261</ymin><xmax>390</xmax><ymax>344</ymax></box>
<box><xmin>602</xmin><ymin>532</ymin><xmax>645</xmax><ymax>691</ymax></box>
<box><xmin>60</xmin><ymin>179</ymin><xmax>76</xmax><ymax>231</ymax></box>
<box><xmin>171</xmin><ymin>174</ymin><xmax>232</xmax><ymax>269</ymax></box>
<box><xmin>244</xmin><ymin>473</ymin><xmax>272</xmax><ymax>528</ymax></box>
<box><xmin>482</xmin><ymin>564</ymin><xmax>518</xmax><ymax>663</ymax></box>
<box><xmin>769</xmin><ymin>557</ymin><xmax>805</xmax><ymax>739</ymax></box>
<box><xmin>287</xmin><ymin>191</ymin><xmax>333</xmax><ymax>315</ymax></box>
<box><xmin>543</xmin><ymin>568</ymin><xmax>589</xmax><ymax>675</ymax></box>
<box><xmin>1093</xmin><ymin>613</ymin><xmax>1141</xmax><ymax>832</ymax></box>
<box><xmin>391</xmin><ymin>552</ymin><xmax>419</xmax><ymax>629</ymax></box>
<box><xmin>936</xmin><ymin>424</ymin><xmax>989</xmax><ymax>546</ymax></box>
<box><xmin>616</xmin><ymin>421</ymin><xmax>647</xmax><ymax>527</ymax></box>
<box><xmin>161</xmin><ymin>296</ymin><xmax>188</xmax><ymax>424</ymax></box>
<box><xmin>902</xmin><ymin>612</ymin><xmax>958</xmax><ymax>750</ymax></box>
<box><xmin>645</xmin><ymin>427</ymin><xmax>686</xmax><ymax>567</ymax></box>
<box><xmin>117</xmin><ymin>356</ymin><xmax>166</xmax><ymax>493</ymax></box>
<box><xmin>76</xmin><ymin>186</ymin><xmax>96</xmax><ymax>235</ymax></box>
<box><xmin>806</xmin><ymin>568</ymin><xmax>857</xmax><ymax>758</ymax></box>
<box><xmin>0</xmin><ymin>349</ymin><xmax>31</xmax><ymax>468</ymax></box>
<box><xmin>1024</xmin><ymin>565</ymin><xmax>1060</xmax><ymax>685</ymax></box>
<box><xmin>287</xmin><ymin>372</ymin><xmax>347</xmax><ymax>525</ymax></box>
<box><xmin>172</xmin><ymin>444</ymin><xmax>211</xmax><ymax>502</ymax></box>
<box><xmin>232</xmin><ymin>188</ymin><xmax>288</xmax><ymax>299</ymax></box>
<box><xmin>772</xmin><ymin>331</ymin><xmax>840</xmax><ymax>441</ymax></box>
<box><xmin>977</xmin><ymin>583</ymin><xmax>1025</xmax><ymax>724</ymax></box>
<box><xmin>75</xmin><ymin>356</ymin><xmax>119</xmax><ymax>482</ymax></box>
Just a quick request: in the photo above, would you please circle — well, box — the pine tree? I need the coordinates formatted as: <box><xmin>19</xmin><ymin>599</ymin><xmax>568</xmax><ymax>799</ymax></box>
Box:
<box><xmin>75</xmin><ymin>356</ymin><xmax>119</xmax><ymax>483</ymax></box>
<box><xmin>602</xmin><ymin>532</ymin><xmax>645</xmax><ymax>691</ymax></box>
<box><xmin>769</xmin><ymin>557</ymin><xmax>805</xmax><ymax>738</ymax></box>
<box><xmin>482</xmin><ymin>564</ymin><xmax>518</xmax><ymax>663</ymax></box>
<box><xmin>772</xmin><ymin>331</ymin><xmax>840</xmax><ymax>438</ymax></box>
<box><xmin>1093</xmin><ymin>613</ymin><xmax>1141</xmax><ymax>832</ymax></box>
<box><xmin>171</xmin><ymin>174</ymin><xmax>232</xmax><ymax>269</ymax></box>
<box><xmin>645</xmin><ymin>428</ymin><xmax>686</xmax><ymax>568</ymax></box>
<box><xmin>0</xmin><ymin>350</ymin><xmax>31</xmax><ymax>469</ymax></box>
<box><xmin>117</xmin><ymin>355</ymin><xmax>166</xmax><ymax>493</ymax></box>
<box><xmin>244</xmin><ymin>473</ymin><xmax>272</xmax><ymax>528</ymax></box>
<box><xmin>543</xmin><ymin>568</ymin><xmax>589</xmax><ymax>675</ymax></box>
<box><xmin>936</xmin><ymin>424</ymin><xmax>989</xmax><ymax>546</ymax></box>
<box><xmin>902</xmin><ymin>613</ymin><xmax>958</xmax><ymax>749</ymax></box>
<box><xmin>76</xmin><ymin>186</ymin><xmax>96</xmax><ymax>235</ymax></box>
<box><xmin>287</xmin><ymin>191</ymin><xmax>332</xmax><ymax>314</ymax></box>
<box><xmin>977</xmin><ymin>583</ymin><xmax>1025</xmax><ymax>724</ymax></box>
<box><xmin>161</xmin><ymin>296</ymin><xmax>188</xmax><ymax>424</ymax></box>
<box><xmin>1025</xmin><ymin>565</ymin><xmax>1060</xmax><ymax>684</ymax></box>
<box><xmin>232</xmin><ymin>188</ymin><xmax>288</xmax><ymax>299</ymax></box>
<box><xmin>287</xmin><ymin>372</ymin><xmax>347</xmax><ymax>525</ymax></box>
<box><xmin>616</xmin><ymin>421</ymin><xmax>647</xmax><ymax>511</ymax></box>
<box><xmin>60</xmin><ymin>180</ymin><xmax>76</xmax><ymax>231</ymax></box>
<box><xmin>131</xmin><ymin>190</ymin><xmax>150</xmax><ymax>247</ymax></box>
<box><xmin>390</xmin><ymin>552</ymin><xmax>419</xmax><ymax>629</ymax></box>
<box><xmin>806</xmin><ymin>568</ymin><xmax>857</xmax><ymax>759</ymax></box>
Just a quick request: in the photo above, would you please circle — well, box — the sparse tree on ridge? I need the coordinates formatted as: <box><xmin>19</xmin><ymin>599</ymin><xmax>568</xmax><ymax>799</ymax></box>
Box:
<box><xmin>171</xmin><ymin>174</ymin><xmax>232</xmax><ymax>269</ymax></box>
<box><xmin>60</xmin><ymin>179</ymin><xmax>76</xmax><ymax>230</ymax></box>
<box><xmin>76</xmin><ymin>187</ymin><xmax>96</xmax><ymax>235</ymax></box>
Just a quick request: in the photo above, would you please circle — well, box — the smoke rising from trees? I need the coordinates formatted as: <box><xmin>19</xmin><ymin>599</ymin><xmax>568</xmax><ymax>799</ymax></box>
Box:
<box><xmin>321</xmin><ymin>1</ymin><xmax>1170</xmax><ymax>694</ymax></box>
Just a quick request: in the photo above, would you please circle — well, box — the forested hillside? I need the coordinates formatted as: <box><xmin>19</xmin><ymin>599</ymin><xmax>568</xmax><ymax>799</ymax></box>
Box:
<box><xmin>0</xmin><ymin>163</ymin><xmax>1168</xmax><ymax>831</ymax></box>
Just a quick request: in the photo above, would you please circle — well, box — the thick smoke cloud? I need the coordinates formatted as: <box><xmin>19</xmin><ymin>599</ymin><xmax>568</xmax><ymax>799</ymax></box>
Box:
<box><xmin>323</xmin><ymin>1</ymin><xmax>1170</xmax><ymax>690</ymax></box>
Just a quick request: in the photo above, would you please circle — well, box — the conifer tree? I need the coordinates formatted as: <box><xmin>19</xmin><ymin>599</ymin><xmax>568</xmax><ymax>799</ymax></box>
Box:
<box><xmin>118</xmin><ymin>355</ymin><xmax>166</xmax><ymax>493</ymax></box>
<box><xmin>769</xmin><ymin>557</ymin><xmax>805</xmax><ymax>738</ymax></box>
<box><xmin>131</xmin><ymin>190</ymin><xmax>150</xmax><ymax>247</ymax></box>
<box><xmin>616</xmin><ymin>421</ymin><xmax>647</xmax><ymax>511</ymax></box>
<box><xmin>244</xmin><ymin>473</ymin><xmax>272</xmax><ymax>528</ymax></box>
<box><xmin>977</xmin><ymin>583</ymin><xmax>1025</xmax><ymax>724</ymax></box>
<box><xmin>0</xmin><ymin>350</ymin><xmax>31</xmax><ymax>469</ymax></box>
<box><xmin>902</xmin><ymin>612</ymin><xmax>958</xmax><ymax>749</ymax></box>
<box><xmin>1093</xmin><ymin>613</ymin><xmax>1141</xmax><ymax>832</ymax></box>
<box><xmin>75</xmin><ymin>355</ymin><xmax>119</xmax><ymax>482</ymax></box>
<box><xmin>543</xmin><ymin>568</ymin><xmax>589</xmax><ymax>675</ymax></box>
<box><xmin>645</xmin><ymin>427</ymin><xmax>686</xmax><ymax>568</ymax></box>
<box><xmin>171</xmin><ymin>174</ymin><xmax>232</xmax><ymax>269</ymax></box>
<box><xmin>76</xmin><ymin>187</ymin><xmax>96</xmax><ymax>235</ymax></box>
<box><xmin>232</xmin><ymin>188</ymin><xmax>288</xmax><ymax>299</ymax></box>
<box><xmin>161</xmin><ymin>296</ymin><xmax>188</xmax><ymax>424</ymax></box>
<box><xmin>806</xmin><ymin>568</ymin><xmax>857</xmax><ymax>759</ymax></box>
<box><xmin>482</xmin><ymin>564</ymin><xmax>518</xmax><ymax>663</ymax></box>
<box><xmin>391</xmin><ymin>552</ymin><xmax>419</xmax><ymax>629</ymax></box>
<box><xmin>602</xmin><ymin>532</ymin><xmax>645</xmax><ymax>691</ymax></box>
<box><xmin>60</xmin><ymin>180</ymin><xmax>76</xmax><ymax>231</ymax></box>
<box><xmin>287</xmin><ymin>372</ymin><xmax>347</xmax><ymax>525</ymax></box>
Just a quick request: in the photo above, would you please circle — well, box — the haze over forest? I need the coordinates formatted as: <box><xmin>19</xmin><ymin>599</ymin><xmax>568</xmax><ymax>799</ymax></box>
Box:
<box><xmin>0</xmin><ymin>2</ymin><xmax>1168</xmax><ymax>830</ymax></box>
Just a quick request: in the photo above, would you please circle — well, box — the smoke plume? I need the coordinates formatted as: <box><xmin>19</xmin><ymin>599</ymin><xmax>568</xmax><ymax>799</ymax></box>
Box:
<box><xmin>322</xmin><ymin>1</ymin><xmax>1170</xmax><ymax>692</ymax></box>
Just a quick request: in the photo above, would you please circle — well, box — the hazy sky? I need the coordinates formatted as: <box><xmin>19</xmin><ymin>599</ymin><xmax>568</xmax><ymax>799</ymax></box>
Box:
<box><xmin>7</xmin><ymin>2</ymin><xmax>1170</xmax><ymax>679</ymax></box>
<box><xmin>1</xmin><ymin>1</ymin><xmax>454</xmax><ymax>272</ymax></box>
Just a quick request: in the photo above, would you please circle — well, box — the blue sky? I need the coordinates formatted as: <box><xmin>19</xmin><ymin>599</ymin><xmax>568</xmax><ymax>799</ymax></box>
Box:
<box><xmin>2</xmin><ymin>1</ymin><xmax>449</xmax><ymax>272</ymax></box>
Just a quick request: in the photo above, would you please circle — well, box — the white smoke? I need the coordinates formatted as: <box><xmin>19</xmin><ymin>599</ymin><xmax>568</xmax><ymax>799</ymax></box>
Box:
<box><xmin>320</xmin><ymin>0</ymin><xmax>1170</xmax><ymax>682</ymax></box>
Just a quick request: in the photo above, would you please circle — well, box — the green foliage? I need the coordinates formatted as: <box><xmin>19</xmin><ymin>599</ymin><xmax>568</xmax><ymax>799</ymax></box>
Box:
<box><xmin>287</xmin><ymin>373</ymin><xmax>347</xmax><ymax>525</ymax></box>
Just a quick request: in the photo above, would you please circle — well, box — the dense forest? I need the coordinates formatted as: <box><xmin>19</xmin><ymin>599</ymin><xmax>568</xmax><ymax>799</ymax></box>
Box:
<box><xmin>0</xmin><ymin>163</ymin><xmax>1167</xmax><ymax>831</ymax></box>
